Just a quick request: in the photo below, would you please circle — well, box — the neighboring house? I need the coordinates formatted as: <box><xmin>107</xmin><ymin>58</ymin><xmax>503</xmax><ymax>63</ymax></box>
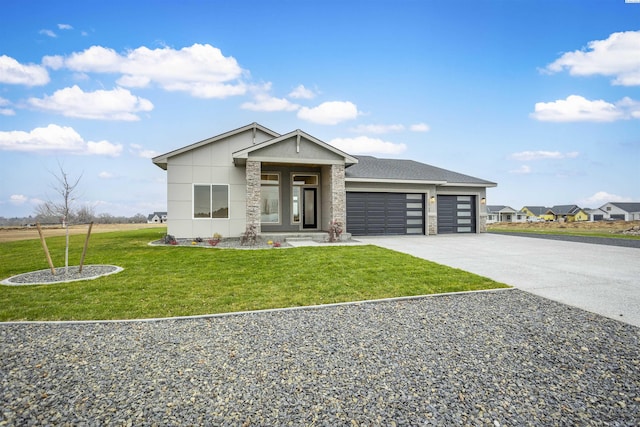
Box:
<box><xmin>486</xmin><ymin>205</ymin><xmax>527</xmax><ymax>223</ymax></box>
<box><xmin>546</xmin><ymin>205</ymin><xmax>588</xmax><ymax>222</ymax></box>
<box><xmin>151</xmin><ymin>123</ymin><xmax>497</xmax><ymax>238</ymax></box>
<box><xmin>584</xmin><ymin>207</ymin><xmax>607</xmax><ymax>221</ymax></box>
<box><xmin>147</xmin><ymin>212</ymin><xmax>167</xmax><ymax>224</ymax></box>
<box><xmin>598</xmin><ymin>202</ymin><xmax>640</xmax><ymax>221</ymax></box>
<box><xmin>521</xmin><ymin>206</ymin><xmax>550</xmax><ymax>221</ymax></box>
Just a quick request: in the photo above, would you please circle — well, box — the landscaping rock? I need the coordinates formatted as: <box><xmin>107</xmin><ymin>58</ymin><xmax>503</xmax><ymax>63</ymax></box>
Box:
<box><xmin>1</xmin><ymin>290</ymin><xmax>638</xmax><ymax>425</ymax></box>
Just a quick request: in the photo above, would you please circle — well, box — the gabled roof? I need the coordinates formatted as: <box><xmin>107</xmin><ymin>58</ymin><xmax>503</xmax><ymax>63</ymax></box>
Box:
<box><xmin>547</xmin><ymin>205</ymin><xmax>583</xmax><ymax>215</ymax></box>
<box><xmin>522</xmin><ymin>206</ymin><xmax>548</xmax><ymax>216</ymax></box>
<box><xmin>152</xmin><ymin>122</ymin><xmax>280</xmax><ymax>170</ymax></box>
<box><xmin>487</xmin><ymin>205</ymin><xmax>517</xmax><ymax>213</ymax></box>
<box><xmin>345</xmin><ymin>156</ymin><xmax>496</xmax><ymax>187</ymax></box>
<box><xmin>608</xmin><ymin>202</ymin><xmax>640</xmax><ymax>213</ymax></box>
<box><xmin>232</xmin><ymin>129</ymin><xmax>358</xmax><ymax>165</ymax></box>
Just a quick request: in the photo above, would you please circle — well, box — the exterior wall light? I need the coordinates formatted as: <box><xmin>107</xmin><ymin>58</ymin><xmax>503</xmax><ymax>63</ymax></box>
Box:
<box><xmin>481</xmin><ymin>197</ymin><xmax>486</xmax><ymax>204</ymax></box>
<box><xmin>430</xmin><ymin>196</ymin><xmax>436</xmax><ymax>203</ymax></box>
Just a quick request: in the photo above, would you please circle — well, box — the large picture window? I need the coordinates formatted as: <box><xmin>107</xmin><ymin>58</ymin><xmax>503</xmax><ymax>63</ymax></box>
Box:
<box><xmin>261</xmin><ymin>173</ymin><xmax>280</xmax><ymax>223</ymax></box>
<box><xmin>194</xmin><ymin>184</ymin><xmax>229</xmax><ymax>219</ymax></box>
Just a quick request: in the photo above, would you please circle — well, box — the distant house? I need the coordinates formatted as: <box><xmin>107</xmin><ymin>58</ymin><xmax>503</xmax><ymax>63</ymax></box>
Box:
<box><xmin>584</xmin><ymin>207</ymin><xmax>607</xmax><ymax>221</ymax></box>
<box><xmin>598</xmin><ymin>202</ymin><xmax>640</xmax><ymax>221</ymax></box>
<box><xmin>147</xmin><ymin>212</ymin><xmax>167</xmax><ymax>224</ymax></box>
<box><xmin>521</xmin><ymin>206</ymin><xmax>549</xmax><ymax>221</ymax></box>
<box><xmin>546</xmin><ymin>205</ymin><xmax>588</xmax><ymax>222</ymax></box>
<box><xmin>486</xmin><ymin>205</ymin><xmax>527</xmax><ymax>223</ymax></box>
<box><xmin>151</xmin><ymin>122</ymin><xmax>497</xmax><ymax>238</ymax></box>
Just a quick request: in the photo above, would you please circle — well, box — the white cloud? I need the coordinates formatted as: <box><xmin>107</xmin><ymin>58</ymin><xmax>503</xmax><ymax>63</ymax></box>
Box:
<box><xmin>329</xmin><ymin>136</ymin><xmax>407</xmax><ymax>155</ymax></box>
<box><xmin>580</xmin><ymin>191</ymin><xmax>633</xmax><ymax>206</ymax></box>
<box><xmin>58</xmin><ymin>24</ymin><xmax>73</xmax><ymax>30</ymax></box>
<box><xmin>350</xmin><ymin>124</ymin><xmax>405</xmax><ymax>134</ymax></box>
<box><xmin>545</xmin><ymin>31</ymin><xmax>640</xmax><ymax>86</ymax></box>
<box><xmin>98</xmin><ymin>171</ymin><xmax>115</xmax><ymax>179</ymax></box>
<box><xmin>288</xmin><ymin>84</ymin><xmax>316</xmax><ymax>99</ymax></box>
<box><xmin>39</xmin><ymin>29</ymin><xmax>57</xmax><ymax>38</ymax></box>
<box><xmin>241</xmin><ymin>94</ymin><xmax>299</xmax><ymax>112</ymax></box>
<box><xmin>510</xmin><ymin>151</ymin><xmax>579</xmax><ymax>161</ymax></box>
<box><xmin>0</xmin><ymin>55</ymin><xmax>49</xmax><ymax>86</ymax></box>
<box><xmin>44</xmin><ymin>44</ymin><xmax>247</xmax><ymax>98</ymax></box>
<box><xmin>530</xmin><ymin>95</ymin><xmax>637</xmax><ymax>122</ymax></box>
<box><xmin>0</xmin><ymin>124</ymin><xmax>122</xmax><ymax>156</ymax></box>
<box><xmin>410</xmin><ymin>123</ymin><xmax>430</xmax><ymax>132</ymax></box>
<box><xmin>28</xmin><ymin>85</ymin><xmax>154</xmax><ymax>121</ymax></box>
<box><xmin>0</xmin><ymin>97</ymin><xmax>14</xmax><ymax>116</ymax></box>
<box><xmin>298</xmin><ymin>101</ymin><xmax>359</xmax><ymax>125</ymax></box>
<box><xmin>129</xmin><ymin>144</ymin><xmax>159</xmax><ymax>158</ymax></box>
<box><xmin>509</xmin><ymin>165</ymin><xmax>532</xmax><ymax>174</ymax></box>
<box><xmin>9</xmin><ymin>194</ymin><xmax>28</xmax><ymax>205</ymax></box>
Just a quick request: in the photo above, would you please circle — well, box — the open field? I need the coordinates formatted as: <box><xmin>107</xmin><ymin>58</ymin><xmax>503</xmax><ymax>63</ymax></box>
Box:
<box><xmin>0</xmin><ymin>223</ymin><xmax>162</xmax><ymax>243</ymax></box>
<box><xmin>487</xmin><ymin>220</ymin><xmax>640</xmax><ymax>238</ymax></box>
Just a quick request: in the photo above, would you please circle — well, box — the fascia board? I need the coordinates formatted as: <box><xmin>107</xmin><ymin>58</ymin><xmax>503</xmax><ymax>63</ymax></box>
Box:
<box><xmin>346</xmin><ymin>177</ymin><xmax>447</xmax><ymax>185</ymax></box>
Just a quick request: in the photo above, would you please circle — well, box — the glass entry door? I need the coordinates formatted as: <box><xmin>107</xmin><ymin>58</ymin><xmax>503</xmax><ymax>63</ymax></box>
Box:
<box><xmin>303</xmin><ymin>188</ymin><xmax>317</xmax><ymax>229</ymax></box>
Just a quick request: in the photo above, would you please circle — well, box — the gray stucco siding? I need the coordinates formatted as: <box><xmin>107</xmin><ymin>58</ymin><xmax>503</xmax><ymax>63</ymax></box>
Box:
<box><xmin>248</xmin><ymin>137</ymin><xmax>345</xmax><ymax>164</ymax></box>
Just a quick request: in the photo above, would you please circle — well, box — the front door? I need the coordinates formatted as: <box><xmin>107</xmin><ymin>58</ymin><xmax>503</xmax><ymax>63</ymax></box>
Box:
<box><xmin>303</xmin><ymin>188</ymin><xmax>317</xmax><ymax>229</ymax></box>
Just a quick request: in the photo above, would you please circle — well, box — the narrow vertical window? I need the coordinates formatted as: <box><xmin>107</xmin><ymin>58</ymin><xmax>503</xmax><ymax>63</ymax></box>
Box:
<box><xmin>261</xmin><ymin>173</ymin><xmax>280</xmax><ymax>223</ymax></box>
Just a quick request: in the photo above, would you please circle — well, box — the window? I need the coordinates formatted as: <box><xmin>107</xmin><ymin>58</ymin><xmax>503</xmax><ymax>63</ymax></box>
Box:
<box><xmin>261</xmin><ymin>173</ymin><xmax>280</xmax><ymax>223</ymax></box>
<box><xmin>194</xmin><ymin>185</ymin><xmax>229</xmax><ymax>219</ymax></box>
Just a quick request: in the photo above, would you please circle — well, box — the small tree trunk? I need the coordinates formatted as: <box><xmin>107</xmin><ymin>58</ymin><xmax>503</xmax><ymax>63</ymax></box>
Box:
<box><xmin>65</xmin><ymin>219</ymin><xmax>69</xmax><ymax>274</ymax></box>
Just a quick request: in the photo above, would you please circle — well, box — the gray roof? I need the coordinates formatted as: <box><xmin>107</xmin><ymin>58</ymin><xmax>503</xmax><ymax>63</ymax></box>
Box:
<box><xmin>548</xmin><ymin>205</ymin><xmax>582</xmax><ymax>215</ymax></box>
<box><xmin>610</xmin><ymin>202</ymin><xmax>640</xmax><ymax>213</ymax></box>
<box><xmin>522</xmin><ymin>206</ymin><xmax>549</xmax><ymax>216</ymax></box>
<box><xmin>345</xmin><ymin>156</ymin><xmax>496</xmax><ymax>186</ymax></box>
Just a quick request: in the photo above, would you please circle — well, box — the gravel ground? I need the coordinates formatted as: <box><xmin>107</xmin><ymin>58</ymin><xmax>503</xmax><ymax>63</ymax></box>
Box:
<box><xmin>1</xmin><ymin>265</ymin><xmax>122</xmax><ymax>285</ymax></box>
<box><xmin>1</xmin><ymin>289</ymin><xmax>638</xmax><ymax>426</ymax></box>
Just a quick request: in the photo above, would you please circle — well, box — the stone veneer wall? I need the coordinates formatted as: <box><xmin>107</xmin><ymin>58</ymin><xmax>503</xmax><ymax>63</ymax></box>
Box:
<box><xmin>330</xmin><ymin>164</ymin><xmax>346</xmax><ymax>227</ymax></box>
<box><xmin>245</xmin><ymin>160</ymin><xmax>261</xmax><ymax>233</ymax></box>
<box><xmin>479</xmin><ymin>215</ymin><xmax>487</xmax><ymax>233</ymax></box>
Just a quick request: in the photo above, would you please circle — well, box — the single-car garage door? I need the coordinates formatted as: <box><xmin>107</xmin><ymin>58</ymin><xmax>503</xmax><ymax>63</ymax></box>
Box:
<box><xmin>347</xmin><ymin>192</ymin><xmax>424</xmax><ymax>236</ymax></box>
<box><xmin>437</xmin><ymin>195</ymin><xmax>476</xmax><ymax>234</ymax></box>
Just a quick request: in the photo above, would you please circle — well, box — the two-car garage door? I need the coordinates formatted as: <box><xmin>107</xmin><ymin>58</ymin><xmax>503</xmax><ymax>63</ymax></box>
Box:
<box><xmin>346</xmin><ymin>192</ymin><xmax>424</xmax><ymax>236</ymax></box>
<box><xmin>346</xmin><ymin>192</ymin><xmax>477</xmax><ymax>236</ymax></box>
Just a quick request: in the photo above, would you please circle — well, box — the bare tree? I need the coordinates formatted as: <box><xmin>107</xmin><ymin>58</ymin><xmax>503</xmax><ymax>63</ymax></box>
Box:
<box><xmin>36</xmin><ymin>163</ymin><xmax>82</xmax><ymax>273</ymax></box>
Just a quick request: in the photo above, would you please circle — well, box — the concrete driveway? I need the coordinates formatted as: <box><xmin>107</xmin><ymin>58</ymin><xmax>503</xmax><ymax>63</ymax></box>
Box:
<box><xmin>361</xmin><ymin>234</ymin><xmax>640</xmax><ymax>327</ymax></box>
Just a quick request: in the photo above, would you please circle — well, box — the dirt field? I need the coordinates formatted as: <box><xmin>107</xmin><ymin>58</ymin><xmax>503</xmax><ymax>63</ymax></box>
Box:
<box><xmin>0</xmin><ymin>223</ymin><xmax>165</xmax><ymax>243</ymax></box>
<box><xmin>487</xmin><ymin>220</ymin><xmax>640</xmax><ymax>235</ymax></box>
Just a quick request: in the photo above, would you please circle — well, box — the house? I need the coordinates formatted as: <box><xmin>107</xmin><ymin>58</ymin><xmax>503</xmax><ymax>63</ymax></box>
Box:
<box><xmin>597</xmin><ymin>202</ymin><xmax>640</xmax><ymax>221</ymax></box>
<box><xmin>486</xmin><ymin>205</ymin><xmax>527</xmax><ymax>223</ymax></box>
<box><xmin>147</xmin><ymin>212</ymin><xmax>167</xmax><ymax>224</ymax></box>
<box><xmin>546</xmin><ymin>205</ymin><xmax>589</xmax><ymax>222</ymax></box>
<box><xmin>521</xmin><ymin>206</ymin><xmax>550</xmax><ymax>221</ymax></box>
<box><xmin>151</xmin><ymin>123</ymin><xmax>497</xmax><ymax>238</ymax></box>
<box><xmin>584</xmin><ymin>207</ymin><xmax>607</xmax><ymax>221</ymax></box>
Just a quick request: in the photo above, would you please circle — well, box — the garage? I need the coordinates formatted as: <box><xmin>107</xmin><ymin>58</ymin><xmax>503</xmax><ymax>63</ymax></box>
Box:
<box><xmin>437</xmin><ymin>195</ymin><xmax>476</xmax><ymax>234</ymax></box>
<box><xmin>346</xmin><ymin>192</ymin><xmax>425</xmax><ymax>236</ymax></box>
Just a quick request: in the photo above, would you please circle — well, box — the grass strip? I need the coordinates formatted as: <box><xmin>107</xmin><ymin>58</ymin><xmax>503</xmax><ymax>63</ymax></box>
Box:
<box><xmin>0</xmin><ymin>228</ymin><xmax>508</xmax><ymax>321</ymax></box>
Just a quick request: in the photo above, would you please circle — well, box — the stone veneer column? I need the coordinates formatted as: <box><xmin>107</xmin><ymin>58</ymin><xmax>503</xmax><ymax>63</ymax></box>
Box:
<box><xmin>245</xmin><ymin>160</ymin><xmax>261</xmax><ymax>234</ymax></box>
<box><xmin>330</xmin><ymin>164</ymin><xmax>346</xmax><ymax>227</ymax></box>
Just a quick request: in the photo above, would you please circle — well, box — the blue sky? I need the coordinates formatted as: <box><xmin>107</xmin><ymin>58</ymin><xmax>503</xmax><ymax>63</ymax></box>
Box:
<box><xmin>1</xmin><ymin>0</ymin><xmax>639</xmax><ymax>218</ymax></box>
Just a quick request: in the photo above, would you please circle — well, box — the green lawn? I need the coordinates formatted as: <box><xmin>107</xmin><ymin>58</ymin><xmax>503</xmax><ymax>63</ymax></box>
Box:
<box><xmin>488</xmin><ymin>228</ymin><xmax>640</xmax><ymax>240</ymax></box>
<box><xmin>0</xmin><ymin>228</ymin><xmax>508</xmax><ymax>321</ymax></box>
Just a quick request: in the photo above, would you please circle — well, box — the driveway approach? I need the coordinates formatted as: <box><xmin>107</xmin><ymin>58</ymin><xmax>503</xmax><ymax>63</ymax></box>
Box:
<box><xmin>362</xmin><ymin>234</ymin><xmax>640</xmax><ymax>327</ymax></box>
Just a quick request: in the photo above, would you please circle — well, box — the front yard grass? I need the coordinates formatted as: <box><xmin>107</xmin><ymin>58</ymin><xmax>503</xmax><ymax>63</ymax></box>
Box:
<box><xmin>0</xmin><ymin>228</ymin><xmax>508</xmax><ymax>321</ymax></box>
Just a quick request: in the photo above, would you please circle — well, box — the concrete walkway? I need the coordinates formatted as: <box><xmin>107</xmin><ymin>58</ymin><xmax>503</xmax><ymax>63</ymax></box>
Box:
<box><xmin>360</xmin><ymin>234</ymin><xmax>640</xmax><ymax>327</ymax></box>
